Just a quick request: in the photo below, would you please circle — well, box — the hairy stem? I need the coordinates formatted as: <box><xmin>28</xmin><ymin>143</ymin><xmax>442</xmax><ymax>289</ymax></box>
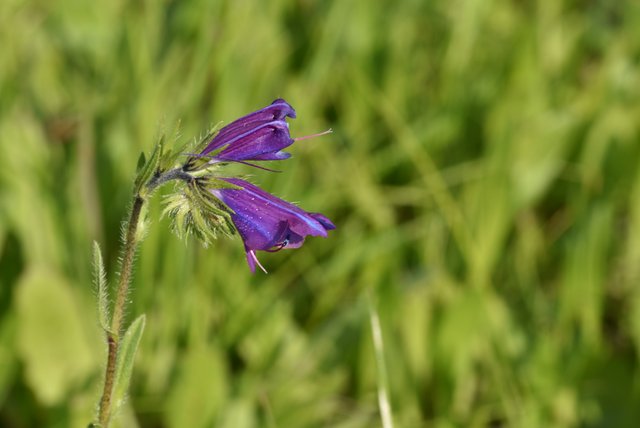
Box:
<box><xmin>147</xmin><ymin>167</ymin><xmax>193</xmax><ymax>191</ymax></box>
<box><xmin>95</xmin><ymin>167</ymin><xmax>192</xmax><ymax>427</ymax></box>
<box><xmin>98</xmin><ymin>194</ymin><xmax>144</xmax><ymax>427</ymax></box>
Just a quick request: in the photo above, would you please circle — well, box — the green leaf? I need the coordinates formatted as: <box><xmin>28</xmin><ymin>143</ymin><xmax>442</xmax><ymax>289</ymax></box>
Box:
<box><xmin>92</xmin><ymin>241</ymin><xmax>110</xmax><ymax>332</ymax></box>
<box><xmin>112</xmin><ymin>314</ymin><xmax>146</xmax><ymax>414</ymax></box>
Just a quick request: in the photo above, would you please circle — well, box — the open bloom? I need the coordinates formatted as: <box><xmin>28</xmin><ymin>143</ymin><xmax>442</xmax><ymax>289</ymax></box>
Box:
<box><xmin>211</xmin><ymin>178</ymin><xmax>335</xmax><ymax>273</ymax></box>
<box><xmin>194</xmin><ymin>99</ymin><xmax>334</xmax><ymax>272</ymax></box>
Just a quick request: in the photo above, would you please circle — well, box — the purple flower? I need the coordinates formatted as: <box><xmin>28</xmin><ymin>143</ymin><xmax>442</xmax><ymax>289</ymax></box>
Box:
<box><xmin>199</xmin><ymin>99</ymin><xmax>298</xmax><ymax>162</ymax></box>
<box><xmin>190</xmin><ymin>98</ymin><xmax>334</xmax><ymax>272</ymax></box>
<box><xmin>210</xmin><ymin>178</ymin><xmax>335</xmax><ymax>273</ymax></box>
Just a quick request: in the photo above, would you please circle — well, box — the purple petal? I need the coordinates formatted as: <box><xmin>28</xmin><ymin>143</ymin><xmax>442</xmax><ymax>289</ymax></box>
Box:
<box><xmin>245</xmin><ymin>247</ymin><xmax>257</xmax><ymax>272</ymax></box>
<box><xmin>251</xmin><ymin>151</ymin><xmax>292</xmax><ymax>161</ymax></box>
<box><xmin>213</xmin><ymin>121</ymin><xmax>294</xmax><ymax>162</ymax></box>
<box><xmin>210</xmin><ymin>178</ymin><xmax>334</xmax><ymax>271</ymax></box>
<box><xmin>309</xmin><ymin>213</ymin><xmax>336</xmax><ymax>230</ymax></box>
<box><xmin>200</xmin><ymin>99</ymin><xmax>296</xmax><ymax>159</ymax></box>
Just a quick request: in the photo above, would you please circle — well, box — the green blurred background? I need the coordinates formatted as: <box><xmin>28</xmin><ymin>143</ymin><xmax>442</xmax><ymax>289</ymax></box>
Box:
<box><xmin>2</xmin><ymin>0</ymin><xmax>640</xmax><ymax>427</ymax></box>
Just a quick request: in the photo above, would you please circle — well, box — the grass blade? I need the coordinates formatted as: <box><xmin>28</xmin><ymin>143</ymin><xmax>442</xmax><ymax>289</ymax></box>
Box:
<box><xmin>368</xmin><ymin>294</ymin><xmax>394</xmax><ymax>428</ymax></box>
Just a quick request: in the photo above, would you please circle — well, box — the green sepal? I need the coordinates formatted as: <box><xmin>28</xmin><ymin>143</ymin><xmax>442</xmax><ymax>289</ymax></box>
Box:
<box><xmin>134</xmin><ymin>135</ymin><xmax>164</xmax><ymax>195</ymax></box>
<box><xmin>191</xmin><ymin>122</ymin><xmax>222</xmax><ymax>154</ymax></box>
<box><xmin>92</xmin><ymin>241</ymin><xmax>110</xmax><ymax>332</ymax></box>
<box><xmin>159</xmin><ymin>140</ymin><xmax>191</xmax><ymax>172</ymax></box>
<box><xmin>201</xmin><ymin>177</ymin><xmax>243</xmax><ymax>191</ymax></box>
<box><xmin>162</xmin><ymin>181</ymin><xmax>236</xmax><ymax>246</ymax></box>
<box><xmin>112</xmin><ymin>314</ymin><xmax>146</xmax><ymax>415</ymax></box>
<box><xmin>135</xmin><ymin>152</ymin><xmax>146</xmax><ymax>173</ymax></box>
<box><xmin>162</xmin><ymin>120</ymin><xmax>185</xmax><ymax>168</ymax></box>
<box><xmin>180</xmin><ymin>123</ymin><xmax>227</xmax><ymax>172</ymax></box>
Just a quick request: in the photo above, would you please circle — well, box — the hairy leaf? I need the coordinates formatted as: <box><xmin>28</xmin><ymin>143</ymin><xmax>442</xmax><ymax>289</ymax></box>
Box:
<box><xmin>112</xmin><ymin>315</ymin><xmax>146</xmax><ymax>415</ymax></box>
<box><xmin>92</xmin><ymin>241</ymin><xmax>110</xmax><ymax>332</ymax></box>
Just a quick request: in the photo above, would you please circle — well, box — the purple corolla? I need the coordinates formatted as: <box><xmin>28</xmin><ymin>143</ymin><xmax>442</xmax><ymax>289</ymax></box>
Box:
<box><xmin>211</xmin><ymin>178</ymin><xmax>335</xmax><ymax>273</ymax></box>
<box><xmin>199</xmin><ymin>99</ymin><xmax>298</xmax><ymax>163</ymax></box>
<box><xmin>198</xmin><ymin>99</ymin><xmax>334</xmax><ymax>272</ymax></box>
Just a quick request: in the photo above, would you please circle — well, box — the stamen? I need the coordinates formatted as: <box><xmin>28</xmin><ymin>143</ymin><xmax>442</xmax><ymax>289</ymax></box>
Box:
<box><xmin>294</xmin><ymin>128</ymin><xmax>333</xmax><ymax>142</ymax></box>
<box><xmin>250</xmin><ymin>250</ymin><xmax>268</xmax><ymax>274</ymax></box>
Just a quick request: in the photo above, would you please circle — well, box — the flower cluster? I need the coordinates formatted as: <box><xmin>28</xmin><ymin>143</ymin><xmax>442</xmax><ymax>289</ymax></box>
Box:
<box><xmin>171</xmin><ymin>99</ymin><xmax>334</xmax><ymax>273</ymax></box>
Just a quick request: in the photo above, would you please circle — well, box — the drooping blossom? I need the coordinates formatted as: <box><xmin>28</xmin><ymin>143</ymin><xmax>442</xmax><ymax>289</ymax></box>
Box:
<box><xmin>210</xmin><ymin>178</ymin><xmax>335</xmax><ymax>273</ymax></box>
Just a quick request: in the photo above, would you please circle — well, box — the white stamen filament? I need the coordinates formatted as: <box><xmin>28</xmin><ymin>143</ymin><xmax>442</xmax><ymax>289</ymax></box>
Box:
<box><xmin>294</xmin><ymin>128</ymin><xmax>333</xmax><ymax>142</ymax></box>
<box><xmin>250</xmin><ymin>250</ymin><xmax>268</xmax><ymax>274</ymax></box>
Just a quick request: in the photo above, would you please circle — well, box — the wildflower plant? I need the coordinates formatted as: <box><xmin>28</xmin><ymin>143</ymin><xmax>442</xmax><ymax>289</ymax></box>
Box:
<box><xmin>90</xmin><ymin>99</ymin><xmax>334</xmax><ymax>427</ymax></box>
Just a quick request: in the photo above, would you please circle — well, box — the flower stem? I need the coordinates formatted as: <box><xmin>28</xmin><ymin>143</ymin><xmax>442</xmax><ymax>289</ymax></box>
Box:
<box><xmin>147</xmin><ymin>167</ymin><xmax>193</xmax><ymax>191</ymax></box>
<box><xmin>94</xmin><ymin>167</ymin><xmax>193</xmax><ymax>427</ymax></box>
<box><xmin>98</xmin><ymin>194</ymin><xmax>145</xmax><ymax>427</ymax></box>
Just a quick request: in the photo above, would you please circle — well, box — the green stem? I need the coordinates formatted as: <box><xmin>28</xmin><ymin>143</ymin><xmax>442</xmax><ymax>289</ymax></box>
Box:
<box><xmin>98</xmin><ymin>194</ymin><xmax>144</xmax><ymax>427</ymax></box>
<box><xmin>96</xmin><ymin>167</ymin><xmax>192</xmax><ymax>427</ymax></box>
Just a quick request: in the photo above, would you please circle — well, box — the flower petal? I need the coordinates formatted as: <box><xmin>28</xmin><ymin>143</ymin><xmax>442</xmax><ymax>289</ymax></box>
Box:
<box><xmin>200</xmin><ymin>99</ymin><xmax>296</xmax><ymax>159</ymax></box>
<box><xmin>210</xmin><ymin>178</ymin><xmax>334</xmax><ymax>271</ymax></box>
<box><xmin>309</xmin><ymin>213</ymin><xmax>336</xmax><ymax>231</ymax></box>
<box><xmin>213</xmin><ymin>121</ymin><xmax>294</xmax><ymax>162</ymax></box>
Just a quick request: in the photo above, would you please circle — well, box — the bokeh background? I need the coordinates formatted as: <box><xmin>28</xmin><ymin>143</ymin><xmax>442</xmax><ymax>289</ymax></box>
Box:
<box><xmin>2</xmin><ymin>0</ymin><xmax>640</xmax><ymax>427</ymax></box>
